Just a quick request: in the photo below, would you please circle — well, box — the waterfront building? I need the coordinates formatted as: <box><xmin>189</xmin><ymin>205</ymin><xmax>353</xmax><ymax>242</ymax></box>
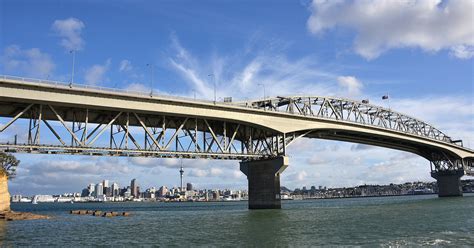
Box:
<box><xmin>158</xmin><ymin>186</ymin><xmax>168</xmax><ymax>197</ymax></box>
<box><xmin>213</xmin><ymin>191</ymin><xmax>220</xmax><ymax>201</ymax></box>
<box><xmin>123</xmin><ymin>187</ymin><xmax>132</xmax><ymax>198</ymax></box>
<box><xmin>111</xmin><ymin>182</ymin><xmax>120</xmax><ymax>197</ymax></box>
<box><xmin>103</xmin><ymin>180</ymin><xmax>109</xmax><ymax>195</ymax></box>
<box><xmin>186</xmin><ymin>183</ymin><xmax>193</xmax><ymax>191</ymax></box>
<box><xmin>11</xmin><ymin>195</ymin><xmax>22</xmax><ymax>202</ymax></box>
<box><xmin>131</xmin><ymin>179</ymin><xmax>138</xmax><ymax>198</ymax></box>
<box><xmin>88</xmin><ymin>183</ymin><xmax>96</xmax><ymax>196</ymax></box>
<box><xmin>95</xmin><ymin>183</ymin><xmax>104</xmax><ymax>197</ymax></box>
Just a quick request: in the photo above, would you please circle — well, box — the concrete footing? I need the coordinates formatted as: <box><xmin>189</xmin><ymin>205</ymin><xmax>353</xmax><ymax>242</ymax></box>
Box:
<box><xmin>431</xmin><ymin>170</ymin><xmax>464</xmax><ymax>197</ymax></box>
<box><xmin>240</xmin><ymin>156</ymin><xmax>288</xmax><ymax>209</ymax></box>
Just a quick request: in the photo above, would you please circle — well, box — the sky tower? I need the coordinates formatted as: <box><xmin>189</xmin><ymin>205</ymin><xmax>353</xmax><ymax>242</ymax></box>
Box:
<box><xmin>179</xmin><ymin>164</ymin><xmax>184</xmax><ymax>192</ymax></box>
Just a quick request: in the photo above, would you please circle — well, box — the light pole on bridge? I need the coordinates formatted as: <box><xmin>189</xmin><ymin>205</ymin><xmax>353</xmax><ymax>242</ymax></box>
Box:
<box><xmin>146</xmin><ymin>63</ymin><xmax>154</xmax><ymax>97</ymax></box>
<box><xmin>69</xmin><ymin>50</ymin><xmax>76</xmax><ymax>87</ymax></box>
<box><xmin>208</xmin><ymin>74</ymin><xmax>216</xmax><ymax>104</ymax></box>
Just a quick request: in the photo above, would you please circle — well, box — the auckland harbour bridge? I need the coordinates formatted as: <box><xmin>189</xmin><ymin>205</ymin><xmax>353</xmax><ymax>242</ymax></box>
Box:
<box><xmin>0</xmin><ymin>75</ymin><xmax>473</xmax><ymax>209</ymax></box>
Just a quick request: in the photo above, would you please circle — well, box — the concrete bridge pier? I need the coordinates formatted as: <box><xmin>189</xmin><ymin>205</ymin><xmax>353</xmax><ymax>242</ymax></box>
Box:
<box><xmin>240</xmin><ymin>156</ymin><xmax>289</xmax><ymax>209</ymax></box>
<box><xmin>431</xmin><ymin>170</ymin><xmax>464</xmax><ymax>197</ymax></box>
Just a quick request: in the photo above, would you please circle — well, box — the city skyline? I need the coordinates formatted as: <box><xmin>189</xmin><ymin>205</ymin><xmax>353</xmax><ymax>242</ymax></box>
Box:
<box><xmin>1</xmin><ymin>0</ymin><xmax>473</xmax><ymax>195</ymax></box>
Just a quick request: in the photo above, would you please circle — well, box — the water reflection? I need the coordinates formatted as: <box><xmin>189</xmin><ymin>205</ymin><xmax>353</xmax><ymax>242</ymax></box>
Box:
<box><xmin>241</xmin><ymin>209</ymin><xmax>289</xmax><ymax>247</ymax></box>
<box><xmin>0</xmin><ymin>220</ymin><xmax>6</xmax><ymax>246</ymax></box>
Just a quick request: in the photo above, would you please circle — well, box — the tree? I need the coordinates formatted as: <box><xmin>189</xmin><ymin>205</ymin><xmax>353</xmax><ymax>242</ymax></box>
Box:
<box><xmin>0</xmin><ymin>152</ymin><xmax>20</xmax><ymax>179</ymax></box>
<box><xmin>0</xmin><ymin>152</ymin><xmax>19</xmax><ymax>212</ymax></box>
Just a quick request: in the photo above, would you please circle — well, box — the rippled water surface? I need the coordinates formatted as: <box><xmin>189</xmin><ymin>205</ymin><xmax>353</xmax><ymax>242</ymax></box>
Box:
<box><xmin>2</xmin><ymin>194</ymin><xmax>473</xmax><ymax>246</ymax></box>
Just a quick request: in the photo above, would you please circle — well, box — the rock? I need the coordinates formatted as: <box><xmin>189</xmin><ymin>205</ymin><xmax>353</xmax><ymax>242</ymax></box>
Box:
<box><xmin>110</xmin><ymin>212</ymin><xmax>119</xmax><ymax>216</ymax></box>
<box><xmin>92</xmin><ymin>211</ymin><xmax>102</xmax><ymax>216</ymax></box>
<box><xmin>0</xmin><ymin>211</ymin><xmax>49</xmax><ymax>221</ymax></box>
<box><xmin>78</xmin><ymin>210</ymin><xmax>88</xmax><ymax>215</ymax></box>
<box><xmin>70</xmin><ymin>210</ymin><xmax>80</xmax><ymax>214</ymax></box>
<box><xmin>102</xmin><ymin>212</ymin><xmax>113</xmax><ymax>217</ymax></box>
<box><xmin>0</xmin><ymin>175</ymin><xmax>11</xmax><ymax>212</ymax></box>
<box><xmin>86</xmin><ymin>210</ymin><xmax>94</xmax><ymax>214</ymax></box>
<box><xmin>122</xmin><ymin>212</ymin><xmax>130</xmax><ymax>216</ymax></box>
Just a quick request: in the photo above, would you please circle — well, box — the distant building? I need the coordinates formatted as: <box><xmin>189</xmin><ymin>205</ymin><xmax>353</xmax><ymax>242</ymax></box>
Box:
<box><xmin>103</xmin><ymin>180</ymin><xmax>109</xmax><ymax>195</ymax></box>
<box><xmin>131</xmin><ymin>179</ymin><xmax>138</xmax><ymax>198</ymax></box>
<box><xmin>88</xmin><ymin>183</ymin><xmax>96</xmax><ymax>196</ymax></box>
<box><xmin>11</xmin><ymin>195</ymin><xmax>22</xmax><ymax>202</ymax></box>
<box><xmin>95</xmin><ymin>183</ymin><xmax>104</xmax><ymax>197</ymax></box>
<box><xmin>111</xmin><ymin>182</ymin><xmax>120</xmax><ymax>197</ymax></box>
<box><xmin>213</xmin><ymin>191</ymin><xmax>220</xmax><ymax>201</ymax></box>
<box><xmin>186</xmin><ymin>183</ymin><xmax>193</xmax><ymax>191</ymax></box>
<box><xmin>158</xmin><ymin>186</ymin><xmax>168</xmax><ymax>197</ymax></box>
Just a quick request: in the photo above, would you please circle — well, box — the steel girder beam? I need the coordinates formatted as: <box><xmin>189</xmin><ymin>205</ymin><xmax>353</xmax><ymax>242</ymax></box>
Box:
<box><xmin>239</xmin><ymin>96</ymin><xmax>459</xmax><ymax>145</ymax></box>
<box><xmin>0</xmin><ymin>103</ymin><xmax>297</xmax><ymax>160</ymax></box>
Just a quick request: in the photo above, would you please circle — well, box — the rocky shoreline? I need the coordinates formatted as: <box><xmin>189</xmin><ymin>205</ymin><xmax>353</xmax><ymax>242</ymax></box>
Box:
<box><xmin>0</xmin><ymin>211</ymin><xmax>50</xmax><ymax>221</ymax></box>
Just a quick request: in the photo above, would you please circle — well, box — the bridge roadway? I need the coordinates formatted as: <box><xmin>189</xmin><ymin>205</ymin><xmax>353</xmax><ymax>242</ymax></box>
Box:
<box><xmin>0</xmin><ymin>75</ymin><xmax>473</xmax><ymax>209</ymax></box>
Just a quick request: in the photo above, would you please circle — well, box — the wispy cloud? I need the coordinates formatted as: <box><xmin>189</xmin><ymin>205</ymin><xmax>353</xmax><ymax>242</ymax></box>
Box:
<box><xmin>84</xmin><ymin>59</ymin><xmax>111</xmax><ymax>85</ymax></box>
<box><xmin>119</xmin><ymin>59</ymin><xmax>133</xmax><ymax>72</ymax></box>
<box><xmin>168</xmin><ymin>34</ymin><xmax>343</xmax><ymax>101</ymax></box>
<box><xmin>1</xmin><ymin>45</ymin><xmax>55</xmax><ymax>78</ymax></box>
<box><xmin>51</xmin><ymin>17</ymin><xmax>85</xmax><ymax>51</ymax></box>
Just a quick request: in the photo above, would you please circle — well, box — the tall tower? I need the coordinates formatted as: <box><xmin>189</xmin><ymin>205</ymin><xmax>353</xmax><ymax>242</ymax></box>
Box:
<box><xmin>179</xmin><ymin>166</ymin><xmax>184</xmax><ymax>192</ymax></box>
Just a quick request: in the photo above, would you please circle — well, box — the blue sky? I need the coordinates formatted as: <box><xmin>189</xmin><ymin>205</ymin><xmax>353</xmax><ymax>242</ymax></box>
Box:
<box><xmin>1</xmin><ymin>0</ymin><xmax>473</xmax><ymax>195</ymax></box>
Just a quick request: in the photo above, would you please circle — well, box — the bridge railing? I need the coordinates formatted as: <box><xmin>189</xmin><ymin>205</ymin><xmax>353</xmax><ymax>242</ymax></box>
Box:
<box><xmin>0</xmin><ymin>74</ymin><xmax>217</xmax><ymax>105</ymax></box>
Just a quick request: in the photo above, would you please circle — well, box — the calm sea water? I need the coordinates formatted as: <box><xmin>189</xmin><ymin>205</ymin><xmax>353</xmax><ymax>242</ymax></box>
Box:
<box><xmin>2</xmin><ymin>194</ymin><xmax>473</xmax><ymax>247</ymax></box>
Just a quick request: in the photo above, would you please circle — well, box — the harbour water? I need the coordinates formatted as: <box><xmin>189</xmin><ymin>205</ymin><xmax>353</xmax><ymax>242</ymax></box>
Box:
<box><xmin>2</xmin><ymin>194</ymin><xmax>473</xmax><ymax>246</ymax></box>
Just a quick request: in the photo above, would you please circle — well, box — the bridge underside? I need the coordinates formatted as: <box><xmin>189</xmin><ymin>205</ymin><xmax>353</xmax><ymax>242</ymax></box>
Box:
<box><xmin>1</xmin><ymin>81</ymin><xmax>473</xmax><ymax>208</ymax></box>
<box><xmin>0</xmin><ymin>102</ymin><xmax>296</xmax><ymax>160</ymax></box>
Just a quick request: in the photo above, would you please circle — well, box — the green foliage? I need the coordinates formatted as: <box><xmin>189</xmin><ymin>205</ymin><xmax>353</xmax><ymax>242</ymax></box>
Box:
<box><xmin>0</xmin><ymin>152</ymin><xmax>20</xmax><ymax>179</ymax></box>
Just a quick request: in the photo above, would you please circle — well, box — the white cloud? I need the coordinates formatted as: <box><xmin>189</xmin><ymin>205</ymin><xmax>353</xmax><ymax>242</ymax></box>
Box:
<box><xmin>307</xmin><ymin>0</ymin><xmax>474</xmax><ymax>59</ymax></box>
<box><xmin>119</xmin><ymin>59</ymin><xmax>133</xmax><ymax>72</ymax></box>
<box><xmin>168</xmin><ymin>35</ymin><xmax>342</xmax><ymax>101</ymax></box>
<box><xmin>1</xmin><ymin>45</ymin><xmax>55</xmax><ymax>77</ymax></box>
<box><xmin>51</xmin><ymin>17</ymin><xmax>85</xmax><ymax>51</ymax></box>
<box><xmin>337</xmin><ymin>76</ymin><xmax>362</xmax><ymax>96</ymax></box>
<box><xmin>84</xmin><ymin>59</ymin><xmax>111</xmax><ymax>85</ymax></box>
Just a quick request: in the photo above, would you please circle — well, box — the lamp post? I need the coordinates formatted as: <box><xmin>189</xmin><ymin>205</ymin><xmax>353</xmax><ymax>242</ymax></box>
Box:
<box><xmin>146</xmin><ymin>63</ymin><xmax>154</xmax><ymax>96</ymax></box>
<box><xmin>69</xmin><ymin>50</ymin><xmax>76</xmax><ymax>87</ymax></box>
<box><xmin>208</xmin><ymin>74</ymin><xmax>216</xmax><ymax>104</ymax></box>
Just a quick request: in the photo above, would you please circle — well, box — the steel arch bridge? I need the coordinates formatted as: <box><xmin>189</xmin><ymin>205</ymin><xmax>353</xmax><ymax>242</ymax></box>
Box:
<box><xmin>0</xmin><ymin>75</ymin><xmax>473</xmax><ymax>208</ymax></box>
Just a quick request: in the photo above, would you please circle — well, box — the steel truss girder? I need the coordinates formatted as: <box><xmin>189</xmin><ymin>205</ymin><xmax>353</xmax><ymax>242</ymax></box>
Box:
<box><xmin>429</xmin><ymin>151</ymin><xmax>471</xmax><ymax>173</ymax></box>
<box><xmin>241</xmin><ymin>96</ymin><xmax>459</xmax><ymax>145</ymax></box>
<box><xmin>0</xmin><ymin>103</ymin><xmax>299</xmax><ymax>160</ymax></box>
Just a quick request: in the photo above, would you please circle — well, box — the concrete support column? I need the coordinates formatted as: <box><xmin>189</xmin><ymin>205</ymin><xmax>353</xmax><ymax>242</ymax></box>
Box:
<box><xmin>240</xmin><ymin>156</ymin><xmax>288</xmax><ymax>209</ymax></box>
<box><xmin>431</xmin><ymin>170</ymin><xmax>464</xmax><ymax>197</ymax></box>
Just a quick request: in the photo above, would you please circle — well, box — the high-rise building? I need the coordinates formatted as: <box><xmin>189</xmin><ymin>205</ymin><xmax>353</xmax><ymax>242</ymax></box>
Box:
<box><xmin>158</xmin><ymin>186</ymin><xmax>168</xmax><ymax>197</ymax></box>
<box><xmin>131</xmin><ymin>179</ymin><xmax>138</xmax><ymax>198</ymax></box>
<box><xmin>103</xmin><ymin>180</ymin><xmax>109</xmax><ymax>195</ymax></box>
<box><xmin>179</xmin><ymin>166</ymin><xmax>184</xmax><ymax>192</ymax></box>
<box><xmin>95</xmin><ymin>183</ymin><xmax>104</xmax><ymax>197</ymax></box>
<box><xmin>186</xmin><ymin>183</ymin><xmax>193</xmax><ymax>191</ymax></box>
<box><xmin>88</xmin><ymin>183</ymin><xmax>96</xmax><ymax>196</ymax></box>
<box><xmin>111</xmin><ymin>182</ymin><xmax>119</xmax><ymax>197</ymax></box>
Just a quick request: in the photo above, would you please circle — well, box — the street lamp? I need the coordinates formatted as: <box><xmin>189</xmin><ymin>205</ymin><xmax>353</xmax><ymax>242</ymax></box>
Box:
<box><xmin>69</xmin><ymin>50</ymin><xmax>76</xmax><ymax>87</ymax></box>
<box><xmin>208</xmin><ymin>74</ymin><xmax>216</xmax><ymax>104</ymax></box>
<box><xmin>146</xmin><ymin>63</ymin><xmax>154</xmax><ymax>96</ymax></box>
